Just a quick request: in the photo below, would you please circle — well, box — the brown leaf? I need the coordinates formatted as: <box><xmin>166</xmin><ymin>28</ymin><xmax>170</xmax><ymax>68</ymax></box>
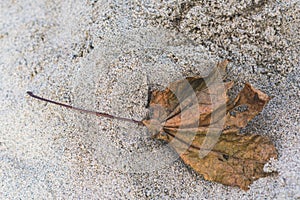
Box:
<box><xmin>27</xmin><ymin>60</ymin><xmax>277</xmax><ymax>191</ymax></box>
<box><xmin>142</xmin><ymin>60</ymin><xmax>277</xmax><ymax>190</ymax></box>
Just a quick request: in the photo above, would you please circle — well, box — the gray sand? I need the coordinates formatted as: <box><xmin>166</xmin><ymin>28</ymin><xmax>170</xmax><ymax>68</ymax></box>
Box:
<box><xmin>0</xmin><ymin>0</ymin><xmax>299</xmax><ymax>199</ymax></box>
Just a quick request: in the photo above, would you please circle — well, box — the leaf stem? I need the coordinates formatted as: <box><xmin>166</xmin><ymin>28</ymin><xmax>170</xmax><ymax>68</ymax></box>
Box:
<box><xmin>26</xmin><ymin>91</ymin><xmax>144</xmax><ymax>126</ymax></box>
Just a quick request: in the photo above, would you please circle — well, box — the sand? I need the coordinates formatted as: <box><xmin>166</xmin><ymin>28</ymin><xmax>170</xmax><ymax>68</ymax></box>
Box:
<box><xmin>0</xmin><ymin>0</ymin><xmax>299</xmax><ymax>199</ymax></box>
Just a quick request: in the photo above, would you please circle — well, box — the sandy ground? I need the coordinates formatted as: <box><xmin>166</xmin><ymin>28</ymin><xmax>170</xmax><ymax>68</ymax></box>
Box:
<box><xmin>0</xmin><ymin>0</ymin><xmax>299</xmax><ymax>199</ymax></box>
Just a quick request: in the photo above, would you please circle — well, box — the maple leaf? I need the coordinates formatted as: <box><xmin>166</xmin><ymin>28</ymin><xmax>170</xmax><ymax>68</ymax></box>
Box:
<box><xmin>27</xmin><ymin>60</ymin><xmax>277</xmax><ymax>190</ymax></box>
<box><xmin>142</xmin><ymin>60</ymin><xmax>277</xmax><ymax>190</ymax></box>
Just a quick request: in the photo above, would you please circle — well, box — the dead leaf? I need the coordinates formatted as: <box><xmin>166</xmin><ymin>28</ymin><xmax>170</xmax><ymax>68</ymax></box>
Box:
<box><xmin>27</xmin><ymin>60</ymin><xmax>277</xmax><ymax>190</ymax></box>
<box><xmin>142</xmin><ymin>60</ymin><xmax>277</xmax><ymax>190</ymax></box>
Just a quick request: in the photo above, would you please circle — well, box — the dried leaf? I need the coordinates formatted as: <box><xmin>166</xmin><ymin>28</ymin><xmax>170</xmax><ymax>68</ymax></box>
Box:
<box><xmin>142</xmin><ymin>60</ymin><xmax>277</xmax><ymax>190</ymax></box>
<box><xmin>27</xmin><ymin>60</ymin><xmax>277</xmax><ymax>191</ymax></box>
